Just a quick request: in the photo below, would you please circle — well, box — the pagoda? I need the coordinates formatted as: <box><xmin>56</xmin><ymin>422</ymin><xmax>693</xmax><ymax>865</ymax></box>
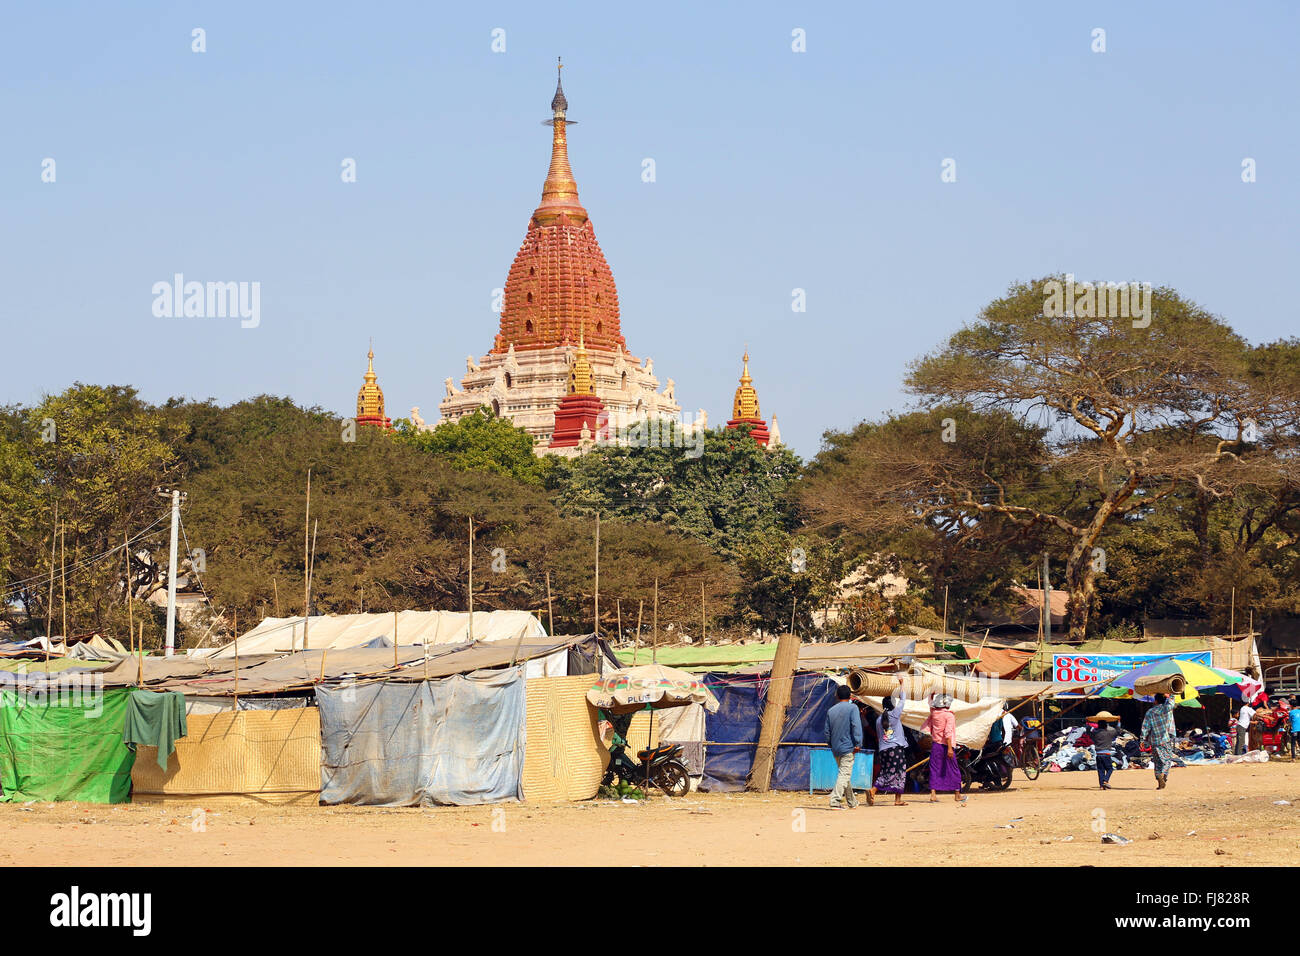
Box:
<box><xmin>548</xmin><ymin>327</ymin><xmax>607</xmax><ymax>452</ymax></box>
<box><xmin>355</xmin><ymin>347</ymin><xmax>393</xmax><ymax>430</ymax></box>
<box><xmin>432</xmin><ymin>61</ymin><xmax>682</xmax><ymax>450</ymax></box>
<box><xmin>725</xmin><ymin>351</ymin><xmax>779</xmax><ymax>447</ymax></box>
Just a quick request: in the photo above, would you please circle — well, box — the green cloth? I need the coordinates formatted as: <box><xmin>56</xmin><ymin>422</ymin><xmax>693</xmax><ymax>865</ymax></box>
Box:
<box><xmin>613</xmin><ymin>643</ymin><xmax>779</xmax><ymax>672</ymax></box>
<box><xmin>122</xmin><ymin>689</ymin><xmax>187</xmax><ymax>770</ymax></box>
<box><xmin>0</xmin><ymin>686</ymin><xmax>135</xmax><ymax>803</ymax></box>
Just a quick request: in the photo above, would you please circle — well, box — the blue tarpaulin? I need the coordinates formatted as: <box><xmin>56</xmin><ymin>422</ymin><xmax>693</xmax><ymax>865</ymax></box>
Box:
<box><xmin>317</xmin><ymin>667</ymin><xmax>526</xmax><ymax>806</ymax></box>
<box><xmin>699</xmin><ymin>672</ymin><xmax>841</xmax><ymax>792</ymax></box>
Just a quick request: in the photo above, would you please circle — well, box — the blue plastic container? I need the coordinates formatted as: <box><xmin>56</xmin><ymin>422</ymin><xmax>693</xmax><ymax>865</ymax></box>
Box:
<box><xmin>809</xmin><ymin>749</ymin><xmax>874</xmax><ymax>792</ymax></box>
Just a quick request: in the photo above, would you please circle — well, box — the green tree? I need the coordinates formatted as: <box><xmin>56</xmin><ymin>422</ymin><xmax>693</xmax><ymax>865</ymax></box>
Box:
<box><xmin>393</xmin><ymin>407</ymin><xmax>555</xmax><ymax>485</ymax></box>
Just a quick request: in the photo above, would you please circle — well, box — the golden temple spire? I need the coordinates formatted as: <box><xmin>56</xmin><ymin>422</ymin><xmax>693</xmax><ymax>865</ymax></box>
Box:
<box><xmin>356</xmin><ymin>342</ymin><xmax>389</xmax><ymax>426</ymax></box>
<box><xmin>568</xmin><ymin>324</ymin><xmax>595</xmax><ymax>395</ymax></box>
<box><xmin>537</xmin><ymin>57</ymin><xmax>585</xmax><ymax>224</ymax></box>
<box><xmin>732</xmin><ymin>350</ymin><xmax>761</xmax><ymax>420</ymax></box>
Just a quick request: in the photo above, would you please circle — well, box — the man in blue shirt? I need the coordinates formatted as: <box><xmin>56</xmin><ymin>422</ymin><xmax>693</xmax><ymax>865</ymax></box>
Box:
<box><xmin>825</xmin><ymin>684</ymin><xmax>863</xmax><ymax>809</ymax></box>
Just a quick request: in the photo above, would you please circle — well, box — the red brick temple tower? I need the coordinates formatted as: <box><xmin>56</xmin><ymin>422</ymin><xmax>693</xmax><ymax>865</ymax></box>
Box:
<box><xmin>431</xmin><ymin>61</ymin><xmax>684</xmax><ymax>449</ymax></box>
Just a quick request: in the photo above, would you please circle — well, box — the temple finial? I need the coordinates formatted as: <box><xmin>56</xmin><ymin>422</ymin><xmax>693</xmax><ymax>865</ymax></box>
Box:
<box><xmin>551</xmin><ymin>57</ymin><xmax>568</xmax><ymax>113</ymax></box>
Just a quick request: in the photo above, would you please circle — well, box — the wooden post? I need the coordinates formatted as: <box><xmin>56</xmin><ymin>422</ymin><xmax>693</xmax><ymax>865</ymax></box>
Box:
<box><xmin>616</xmin><ymin>599</ymin><xmax>622</xmax><ymax>644</ymax></box>
<box><xmin>1230</xmin><ymin>586</ymin><xmax>1236</xmax><ymax>636</ymax></box>
<box><xmin>60</xmin><ymin>522</ymin><xmax>68</xmax><ymax>646</ymax></box>
<box><xmin>124</xmin><ymin>533</ymin><xmax>134</xmax><ymax>652</ymax></box>
<box><xmin>303</xmin><ymin>468</ymin><xmax>311</xmax><ymax>650</ymax></box>
<box><xmin>652</xmin><ymin>577</ymin><xmax>659</xmax><ymax>664</ymax></box>
<box><xmin>137</xmin><ymin>621</ymin><xmax>144</xmax><ymax>686</ymax></box>
<box><xmin>943</xmin><ymin>585</ymin><xmax>949</xmax><ymax>635</ymax></box>
<box><xmin>467</xmin><ymin>516</ymin><xmax>474</xmax><ymax>643</ymax></box>
<box><xmin>790</xmin><ymin>595</ymin><xmax>797</xmax><ymax>638</ymax></box>
<box><xmin>634</xmin><ymin>600</ymin><xmax>644</xmax><ymax>666</ymax></box>
<box><xmin>394</xmin><ymin>609</ymin><xmax>400</xmax><ymax>668</ymax></box>
<box><xmin>45</xmin><ymin>501</ymin><xmax>58</xmax><ymax>664</ymax></box>
<box><xmin>233</xmin><ymin>610</ymin><xmax>240</xmax><ymax>708</ymax></box>
<box><xmin>749</xmin><ymin>631</ymin><xmax>801</xmax><ymax>792</ymax></box>
<box><xmin>701</xmin><ymin>582</ymin><xmax>707</xmax><ymax>645</ymax></box>
<box><xmin>273</xmin><ymin>577</ymin><xmax>280</xmax><ymax>616</ymax></box>
<box><xmin>593</xmin><ymin>513</ymin><xmax>600</xmax><ymax>635</ymax></box>
<box><xmin>545</xmin><ymin>570</ymin><xmax>554</xmax><ymax>636</ymax></box>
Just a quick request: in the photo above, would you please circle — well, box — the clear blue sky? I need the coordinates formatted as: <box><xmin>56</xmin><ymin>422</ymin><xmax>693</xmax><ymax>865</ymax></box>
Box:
<box><xmin>4</xmin><ymin>1</ymin><xmax>1297</xmax><ymax>457</ymax></box>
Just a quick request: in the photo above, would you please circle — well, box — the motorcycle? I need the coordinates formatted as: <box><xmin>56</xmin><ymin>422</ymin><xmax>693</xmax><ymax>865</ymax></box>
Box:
<box><xmin>959</xmin><ymin>743</ymin><xmax>1014</xmax><ymax>792</ymax></box>
<box><xmin>600</xmin><ymin>711</ymin><xmax>692</xmax><ymax>797</ymax></box>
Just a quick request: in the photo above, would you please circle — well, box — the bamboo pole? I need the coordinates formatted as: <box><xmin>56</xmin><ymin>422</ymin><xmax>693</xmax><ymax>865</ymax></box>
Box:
<box><xmin>634</xmin><ymin>600</ymin><xmax>644</xmax><ymax>666</ymax></box>
<box><xmin>394</xmin><ymin>609</ymin><xmax>400</xmax><ymax>669</ymax></box>
<box><xmin>593</xmin><ymin>513</ymin><xmax>600</xmax><ymax>635</ymax></box>
<box><xmin>124</xmin><ymin>533</ymin><xmax>133</xmax><ymax>644</ymax></box>
<box><xmin>303</xmin><ymin>469</ymin><xmax>311</xmax><ymax>650</ymax></box>
<box><xmin>652</xmin><ymin>577</ymin><xmax>659</xmax><ymax>664</ymax></box>
<box><xmin>137</xmin><ymin>621</ymin><xmax>144</xmax><ymax>686</ymax></box>
<box><xmin>943</xmin><ymin>585</ymin><xmax>949</xmax><ymax>636</ymax></box>
<box><xmin>45</xmin><ymin>501</ymin><xmax>58</xmax><ymax>666</ymax></box>
<box><xmin>273</xmin><ymin>577</ymin><xmax>280</xmax><ymax>616</ymax></box>
<box><xmin>319</xmin><ymin>645</ymin><xmax>329</xmax><ymax>682</ymax></box>
<box><xmin>60</xmin><ymin>522</ymin><xmax>68</xmax><ymax>646</ymax></box>
<box><xmin>467</xmin><ymin>516</ymin><xmax>474</xmax><ymax>643</ymax></box>
<box><xmin>701</xmin><ymin>582</ymin><xmax>707</xmax><ymax>645</ymax></box>
<box><xmin>616</xmin><ymin>599</ymin><xmax>622</xmax><ymax>644</ymax></box>
<box><xmin>545</xmin><ymin>570</ymin><xmax>554</xmax><ymax>636</ymax></box>
<box><xmin>233</xmin><ymin>609</ymin><xmax>240</xmax><ymax>707</ymax></box>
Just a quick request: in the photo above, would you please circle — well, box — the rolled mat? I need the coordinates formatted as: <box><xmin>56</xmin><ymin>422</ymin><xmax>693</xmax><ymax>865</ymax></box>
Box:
<box><xmin>847</xmin><ymin>669</ymin><xmax>985</xmax><ymax>704</ymax></box>
<box><xmin>1133</xmin><ymin>674</ymin><xmax>1186</xmax><ymax>697</ymax></box>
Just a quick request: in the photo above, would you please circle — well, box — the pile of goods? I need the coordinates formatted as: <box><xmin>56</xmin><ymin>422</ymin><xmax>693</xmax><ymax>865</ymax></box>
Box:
<box><xmin>1040</xmin><ymin>725</ymin><xmax>1148</xmax><ymax>772</ymax></box>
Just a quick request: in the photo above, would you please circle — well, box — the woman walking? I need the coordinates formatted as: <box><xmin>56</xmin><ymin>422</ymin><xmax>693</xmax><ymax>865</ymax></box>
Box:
<box><xmin>867</xmin><ymin>676</ymin><xmax>908</xmax><ymax>806</ymax></box>
<box><xmin>921</xmin><ymin>694</ymin><xmax>965</xmax><ymax>804</ymax></box>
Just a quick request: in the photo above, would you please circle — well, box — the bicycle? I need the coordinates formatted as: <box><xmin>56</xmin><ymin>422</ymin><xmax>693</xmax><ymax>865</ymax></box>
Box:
<box><xmin>1014</xmin><ymin>734</ymin><xmax>1043</xmax><ymax>780</ymax></box>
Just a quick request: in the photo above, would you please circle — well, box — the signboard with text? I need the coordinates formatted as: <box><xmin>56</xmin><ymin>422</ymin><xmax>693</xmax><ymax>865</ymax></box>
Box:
<box><xmin>1052</xmin><ymin>651</ymin><xmax>1212</xmax><ymax>696</ymax></box>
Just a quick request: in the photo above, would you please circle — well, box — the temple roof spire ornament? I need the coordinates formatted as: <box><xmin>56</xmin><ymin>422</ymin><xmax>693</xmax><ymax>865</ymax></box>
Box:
<box><xmin>726</xmin><ymin>350</ymin><xmax>771</xmax><ymax>446</ymax></box>
<box><xmin>355</xmin><ymin>342</ymin><xmax>393</xmax><ymax>430</ymax></box>
<box><xmin>550</xmin><ymin>57</ymin><xmax>568</xmax><ymax>113</ymax></box>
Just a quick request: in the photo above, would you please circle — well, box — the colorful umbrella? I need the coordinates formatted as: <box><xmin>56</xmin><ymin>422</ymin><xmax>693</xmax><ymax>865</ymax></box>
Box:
<box><xmin>586</xmin><ymin>664</ymin><xmax>720</xmax><ymax>715</ymax></box>
<box><xmin>1100</xmin><ymin>657</ymin><xmax>1261</xmax><ymax>704</ymax></box>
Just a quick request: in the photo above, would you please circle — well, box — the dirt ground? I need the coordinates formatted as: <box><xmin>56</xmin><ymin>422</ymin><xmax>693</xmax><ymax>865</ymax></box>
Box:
<box><xmin>3</xmin><ymin>761</ymin><xmax>1298</xmax><ymax>867</ymax></box>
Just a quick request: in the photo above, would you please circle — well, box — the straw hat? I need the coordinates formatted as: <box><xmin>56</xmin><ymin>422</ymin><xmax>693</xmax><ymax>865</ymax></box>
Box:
<box><xmin>1089</xmin><ymin>710</ymin><xmax>1121</xmax><ymax>723</ymax></box>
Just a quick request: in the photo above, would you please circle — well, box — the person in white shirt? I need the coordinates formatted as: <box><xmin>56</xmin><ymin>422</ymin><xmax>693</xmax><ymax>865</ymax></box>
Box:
<box><xmin>1234</xmin><ymin>702</ymin><xmax>1255</xmax><ymax>755</ymax></box>
<box><xmin>1002</xmin><ymin>706</ymin><xmax>1020</xmax><ymax>745</ymax></box>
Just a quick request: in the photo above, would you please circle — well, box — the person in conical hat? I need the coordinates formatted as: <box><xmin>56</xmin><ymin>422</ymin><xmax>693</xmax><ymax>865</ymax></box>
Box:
<box><xmin>1088</xmin><ymin>711</ymin><xmax>1122</xmax><ymax>790</ymax></box>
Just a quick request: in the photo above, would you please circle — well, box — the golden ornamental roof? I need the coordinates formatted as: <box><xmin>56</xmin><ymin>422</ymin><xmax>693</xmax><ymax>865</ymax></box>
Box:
<box><xmin>356</xmin><ymin>348</ymin><xmax>386</xmax><ymax>418</ymax></box>
<box><xmin>732</xmin><ymin>351</ymin><xmax>761</xmax><ymax>420</ymax></box>
<box><xmin>568</xmin><ymin>328</ymin><xmax>596</xmax><ymax>395</ymax></box>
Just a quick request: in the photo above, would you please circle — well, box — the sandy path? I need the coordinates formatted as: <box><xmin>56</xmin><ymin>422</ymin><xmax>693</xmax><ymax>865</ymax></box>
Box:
<box><xmin>2</xmin><ymin>762</ymin><xmax>1297</xmax><ymax>867</ymax></box>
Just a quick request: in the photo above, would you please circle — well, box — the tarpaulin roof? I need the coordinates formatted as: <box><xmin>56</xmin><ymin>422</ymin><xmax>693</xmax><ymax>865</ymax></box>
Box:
<box><xmin>199</xmin><ymin>610</ymin><xmax>546</xmax><ymax>658</ymax></box>
<box><xmin>615</xmin><ymin>638</ymin><xmax>930</xmax><ymax>672</ymax></box>
<box><xmin>964</xmin><ymin>644</ymin><xmax>1034</xmax><ymax>679</ymax></box>
<box><xmin>137</xmin><ymin>636</ymin><xmax>599</xmax><ymax>697</ymax></box>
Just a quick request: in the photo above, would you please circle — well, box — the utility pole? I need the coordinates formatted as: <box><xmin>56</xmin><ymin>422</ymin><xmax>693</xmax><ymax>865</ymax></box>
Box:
<box><xmin>157</xmin><ymin>487</ymin><xmax>187</xmax><ymax>657</ymax></box>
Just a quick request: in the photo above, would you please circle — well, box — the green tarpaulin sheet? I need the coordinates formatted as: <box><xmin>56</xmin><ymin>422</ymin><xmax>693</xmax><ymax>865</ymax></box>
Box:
<box><xmin>123</xmin><ymin>689</ymin><xmax>187</xmax><ymax>769</ymax></box>
<box><xmin>0</xmin><ymin>686</ymin><xmax>135</xmax><ymax>804</ymax></box>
